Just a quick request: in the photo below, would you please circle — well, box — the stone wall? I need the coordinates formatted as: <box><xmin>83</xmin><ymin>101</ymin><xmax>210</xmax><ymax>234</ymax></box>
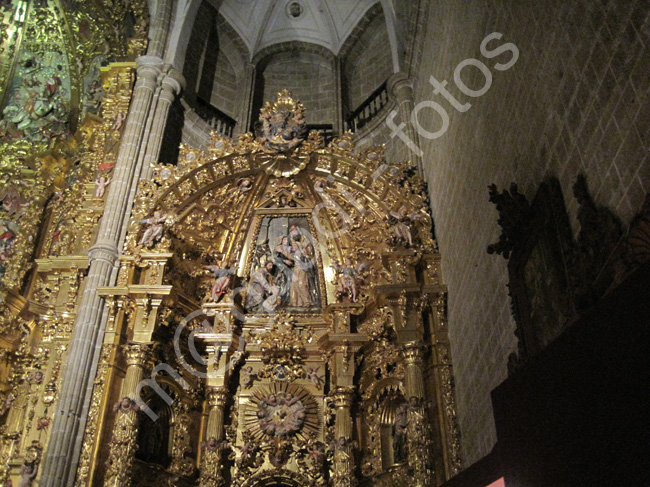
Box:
<box><xmin>342</xmin><ymin>10</ymin><xmax>393</xmax><ymax>113</ymax></box>
<box><xmin>260</xmin><ymin>51</ymin><xmax>336</xmax><ymax>125</ymax></box>
<box><xmin>404</xmin><ymin>0</ymin><xmax>650</xmax><ymax>465</ymax></box>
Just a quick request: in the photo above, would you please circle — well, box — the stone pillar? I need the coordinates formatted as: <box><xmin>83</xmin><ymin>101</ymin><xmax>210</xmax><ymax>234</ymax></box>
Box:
<box><xmin>387</xmin><ymin>71</ymin><xmax>423</xmax><ymax>177</ymax></box>
<box><xmin>147</xmin><ymin>0</ymin><xmax>174</xmax><ymax>59</ymax></box>
<box><xmin>199</xmin><ymin>387</ymin><xmax>229</xmax><ymax>487</ymax></box>
<box><xmin>39</xmin><ymin>57</ymin><xmax>163</xmax><ymax>487</ymax></box>
<box><xmin>334</xmin><ymin>56</ymin><xmax>344</xmax><ymax>134</ymax></box>
<box><xmin>104</xmin><ymin>344</ymin><xmax>152</xmax><ymax>487</ymax></box>
<box><xmin>235</xmin><ymin>63</ymin><xmax>256</xmax><ymax>137</ymax></box>
<box><xmin>140</xmin><ymin>69</ymin><xmax>185</xmax><ymax>179</ymax></box>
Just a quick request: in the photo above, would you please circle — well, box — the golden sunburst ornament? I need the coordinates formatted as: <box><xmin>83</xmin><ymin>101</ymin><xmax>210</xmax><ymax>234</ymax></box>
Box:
<box><xmin>243</xmin><ymin>382</ymin><xmax>320</xmax><ymax>442</ymax></box>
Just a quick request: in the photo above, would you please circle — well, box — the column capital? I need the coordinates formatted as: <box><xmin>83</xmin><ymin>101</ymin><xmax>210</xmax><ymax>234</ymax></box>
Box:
<box><xmin>136</xmin><ymin>56</ymin><xmax>164</xmax><ymax>89</ymax></box>
<box><xmin>88</xmin><ymin>242</ymin><xmax>119</xmax><ymax>264</ymax></box>
<box><xmin>161</xmin><ymin>68</ymin><xmax>186</xmax><ymax>97</ymax></box>
<box><xmin>331</xmin><ymin>386</ymin><xmax>356</xmax><ymax>409</ymax></box>
<box><xmin>207</xmin><ymin>386</ymin><xmax>229</xmax><ymax>408</ymax></box>
<box><xmin>402</xmin><ymin>341</ymin><xmax>424</xmax><ymax>365</ymax></box>
<box><xmin>123</xmin><ymin>342</ymin><xmax>152</xmax><ymax>367</ymax></box>
<box><xmin>387</xmin><ymin>71</ymin><xmax>413</xmax><ymax>99</ymax></box>
<box><xmin>136</xmin><ymin>55</ymin><xmax>165</xmax><ymax>73</ymax></box>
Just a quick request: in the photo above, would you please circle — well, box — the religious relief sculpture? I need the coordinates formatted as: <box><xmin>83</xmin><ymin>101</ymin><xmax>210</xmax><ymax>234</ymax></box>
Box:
<box><xmin>258</xmin><ymin>89</ymin><xmax>307</xmax><ymax>153</ymax></box>
<box><xmin>246</xmin><ymin>216</ymin><xmax>321</xmax><ymax>314</ymax></box>
<box><xmin>388</xmin><ymin>208</ymin><xmax>428</xmax><ymax>248</ymax></box>
<box><xmin>392</xmin><ymin>403</ymin><xmax>409</xmax><ymax>464</ymax></box>
<box><xmin>256</xmin><ymin>392</ymin><xmax>306</xmax><ymax>436</ymax></box>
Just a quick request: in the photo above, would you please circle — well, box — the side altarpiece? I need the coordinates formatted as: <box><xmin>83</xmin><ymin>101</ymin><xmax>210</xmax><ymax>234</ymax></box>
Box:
<box><xmin>0</xmin><ymin>88</ymin><xmax>462</xmax><ymax>487</ymax></box>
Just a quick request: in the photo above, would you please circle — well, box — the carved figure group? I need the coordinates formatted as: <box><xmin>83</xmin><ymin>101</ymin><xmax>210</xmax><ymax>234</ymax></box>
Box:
<box><xmin>271</xmin><ymin>225</ymin><xmax>319</xmax><ymax>307</ymax></box>
<box><xmin>256</xmin><ymin>392</ymin><xmax>306</xmax><ymax>437</ymax></box>
<box><xmin>0</xmin><ymin>53</ymin><xmax>70</xmax><ymax>142</ymax></box>
<box><xmin>245</xmin><ymin>261</ymin><xmax>281</xmax><ymax>313</ymax></box>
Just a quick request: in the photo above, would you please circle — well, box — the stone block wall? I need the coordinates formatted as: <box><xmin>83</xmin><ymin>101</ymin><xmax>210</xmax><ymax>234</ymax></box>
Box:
<box><xmin>261</xmin><ymin>52</ymin><xmax>336</xmax><ymax>125</ymax></box>
<box><xmin>342</xmin><ymin>10</ymin><xmax>393</xmax><ymax>113</ymax></box>
<box><xmin>209</xmin><ymin>50</ymin><xmax>238</xmax><ymax>118</ymax></box>
<box><xmin>402</xmin><ymin>0</ymin><xmax>650</xmax><ymax>465</ymax></box>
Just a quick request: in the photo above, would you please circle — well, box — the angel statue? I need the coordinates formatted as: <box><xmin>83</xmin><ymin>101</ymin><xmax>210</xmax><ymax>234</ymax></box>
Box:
<box><xmin>333</xmin><ymin>259</ymin><xmax>368</xmax><ymax>302</ymax></box>
<box><xmin>138</xmin><ymin>211</ymin><xmax>167</xmax><ymax>247</ymax></box>
<box><xmin>388</xmin><ymin>207</ymin><xmax>428</xmax><ymax>247</ymax></box>
<box><xmin>203</xmin><ymin>262</ymin><xmax>237</xmax><ymax>302</ymax></box>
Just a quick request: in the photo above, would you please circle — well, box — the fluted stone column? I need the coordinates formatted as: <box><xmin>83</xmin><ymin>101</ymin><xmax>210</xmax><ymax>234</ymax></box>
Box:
<box><xmin>388</xmin><ymin>72</ymin><xmax>424</xmax><ymax>177</ymax></box>
<box><xmin>39</xmin><ymin>57</ymin><xmax>164</xmax><ymax>487</ymax></box>
<box><xmin>104</xmin><ymin>344</ymin><xmax>152</xmax><ymax>487</ymax></box>
<box><xmin>147</xmin><ymin>0</ymin><xmax>174</xmax><ymax>59</ymax></box>
<box><xmin>140</xmin><ymin>69</ymin><xmax>185</xmax><ymax>179</ymax></box>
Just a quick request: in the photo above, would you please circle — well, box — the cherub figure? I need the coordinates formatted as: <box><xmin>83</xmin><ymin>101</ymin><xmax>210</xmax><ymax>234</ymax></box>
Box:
<box><xmin>19</xmin><ymin>462</ymin><xmax>38</xmax><ymax>487</ymax></box>
<box><xmin>237</xmin><ymin>178</ymin><xmax>253</xmax><ymax>193</ymax></box>
<box><xmin>203</xmin><ymin>262</ymin><xmax>236</xmax><ymax>302</ymax></box>
<box><xmin>1</xmin><ymin>187</ymin><xmax>27</xmax><ymax>216</ymax></box>
<box><xmin>240</xmin><ymin>365</ymin><xmax>256</xmax><ymax>389</ymax></box>
<box><xmin>94</xmin><ymin>175</ymin><xmax>111</xmax><ymax>198</ymax></box>
<box><xmin>306</xmin><ymin>366</ymin><xmax>323</xmax><ymax>388</ymax></box>
<box><xmin>113</xmin><ymin>396</ymin><xmax>139</xmax><ymax>414</ymax></box>
<box><xmin>0</xmin><ymin>392</ymin><xmax>15</xmax><ymax>416</ymax></box>
<box><xmin>237</xmin><ymin>438</ymin><xmax>262</xmax><ymax>469</ymax></box>
<box><xmin>138</xmin><ymin>211</ymin><xmax>167</xmax><ymax>247</ymax></box>
<box><xmin>112</xmin><ymin>111</ymin><xmax>126</xmax><ymax>131</ymax></box>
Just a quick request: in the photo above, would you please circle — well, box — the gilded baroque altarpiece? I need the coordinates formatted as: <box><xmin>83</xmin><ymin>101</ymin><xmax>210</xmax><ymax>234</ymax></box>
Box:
<box><xmin>0</xmin><ymin>3</ymin><xmax>461</xmax><ymax>486</ymax></box>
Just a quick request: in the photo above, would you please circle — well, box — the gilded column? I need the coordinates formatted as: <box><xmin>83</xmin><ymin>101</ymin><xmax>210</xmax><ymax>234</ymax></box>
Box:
<box><xmin>39</xmin><ymin>57</ymin><xmax>163</xmax><ymax>487</ymax></box>
<box><xmin>403</xmin><ymin>342</ymin><xmax>433</xmax><ymax>487</ymax></box>
<box><xmin>387</xmin><ymin>72</ymin><xmax>424</xmax><ymax>177</ymax></box>
<box><xmin>199</xmin><ymin>386</ymin><xmax>229</xmax><ymax>487</ymax></box>
<box><xmin>104</xmin><ymin>343</ymin><xmax>152</xmax><ymax>487</ymax></box>
<box><xmin>331</xmin><ymin>386</ymin><xmax>356</xmax><ymax>487</ymax></box>
<box><xmin>403</xmin><ymin>342</ymin><xmax>425</xmax><ymax>401</ymax></box>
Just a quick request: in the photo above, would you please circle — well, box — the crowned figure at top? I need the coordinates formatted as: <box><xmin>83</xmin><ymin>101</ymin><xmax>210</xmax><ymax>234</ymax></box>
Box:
<box><xmin>257</xmin><ymin>90</ymin><xmax>307</xmax><ymax>153</ymax></box>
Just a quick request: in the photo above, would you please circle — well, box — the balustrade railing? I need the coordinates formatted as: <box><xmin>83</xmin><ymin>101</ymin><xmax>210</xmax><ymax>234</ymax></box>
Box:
<box><xmin>344</xmin><ymin>81</ymin><xmax>389</xmax><ymax>132</ymax></box>
<box><xmin>195</xmin><ymin>97</ymin><xmax>237</xmax><ymax>138</ymax></box>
